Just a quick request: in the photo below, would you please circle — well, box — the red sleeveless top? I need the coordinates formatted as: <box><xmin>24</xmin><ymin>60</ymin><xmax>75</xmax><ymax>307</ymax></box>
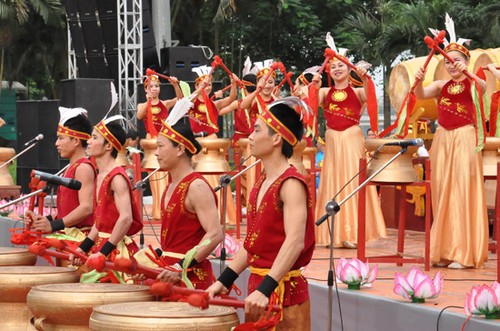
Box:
<box><xmin>57</xmin><ymin>158</ymin><xmax>96</xmax><ymax>228</ymax></box>
<box><xmin>324</xmin><ymin>85</ymin><xmax>362</xmax><ymax>130</ymax></box>
<box><xmin>144</xmin><ymin>100</ymin><xmax>169</xmax><ymax>136</ymax></box>
<box><xmin>244</xmin><ymin>166</ymin><xmax>315</xmax><ymax>306</ymax></box>
<box><xmin>160</xmin><ymin>172</ymin><xmax>217</xmax><ymax>289</ymax></box>
<box><xmin>93</xmin><ymin>167</ymin><xmax>143</xmax><ymax>237</ymax></box>
<box><xmin>437</xmin><ymin>79</ymin><xmax>475</xmax><ymax>130</ymax></box>
<box><xmin>189</xmin><ymin>98</ymin><xmax>219</xmax><ymax>135</ymax></box>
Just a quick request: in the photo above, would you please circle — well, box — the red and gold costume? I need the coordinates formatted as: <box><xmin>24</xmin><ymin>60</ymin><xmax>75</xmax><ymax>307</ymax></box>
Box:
<box><xmin>92</xmin><ymin>167</ymin><xmax>143</xmax><ymax>256</ymax></box>
<box><xmin>232</xmin><ymin>102</ymin><xmax>252</xmax><ymax>145</ymax></box>
<box><xmin>189</xmin><ymin>98</ymin><xmax>219</xmax><ymax>136</ymax></box>
<box><xmin>429</xmin><ymin>78</ymin><xmax>488</xmax><ymax>268</ymax></box>
<box><xmin>144</xmin><ymin>100</ymin><xmax>169</xmax><ymax>136</ymax></box>
<box><xmin>160</xmin><ymin>172</ymin><xmax>217</xmax><ymax>290</ymax></box>
<box><xmin>244</xmin><ymin>166</ymin><xmax>315</xmax><ymax>307</ymax></box>
<box><xmin>315</xmin><ymin>85</ymin><xmax>386</xmax><ymax>246</ymax></box>
<box><xmin>57</xmin><ymin>158</ymin><xmax>96</xmax><ymax>230</ymax></box>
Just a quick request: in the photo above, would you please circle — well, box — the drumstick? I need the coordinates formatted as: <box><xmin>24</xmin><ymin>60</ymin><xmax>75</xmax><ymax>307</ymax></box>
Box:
<box><xmin>424</xmin><ymin>36</ymin><xmax>474</xmax><ymax>80</ymax></box>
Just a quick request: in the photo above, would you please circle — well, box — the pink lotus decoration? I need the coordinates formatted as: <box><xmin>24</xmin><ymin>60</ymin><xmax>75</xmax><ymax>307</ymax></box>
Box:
<box><xmin>336</xmin><ymin>258</ymin><xmax>378</xmax><ymax>289</ymax></box>
<box><xmin>214</xmin><ymin>234</ymin><xmax>241</xmax><ymax>258</ymax></box>
<box><xmin>393</xmin><ymin>266</ymin><xmax>443</xmax><ymax>303</ymax></box>
<box><xmin>464</xmin><ymin>282</ymin><xmax>500</xmax><ymax>319</ymax></box>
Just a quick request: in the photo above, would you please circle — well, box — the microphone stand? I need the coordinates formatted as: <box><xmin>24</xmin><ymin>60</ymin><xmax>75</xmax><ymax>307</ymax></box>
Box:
<box><xmin>0</xmin><ymin>141</ymin><xmax>40</xmax><ymax>171</ymax></box>
<box><xmin>133</xmin><ymin>167</ymin><xmax>160</xmax><ymax>249</ymax></box>
<box><xmin>316</xmin><ymin>146</ymin><xmax>409</xmax><ymax>331</ymax></box>
<box><xmin>214</xmin><ymin>159</ymin><xmax>262</xmax><ymax>274</ymax></box>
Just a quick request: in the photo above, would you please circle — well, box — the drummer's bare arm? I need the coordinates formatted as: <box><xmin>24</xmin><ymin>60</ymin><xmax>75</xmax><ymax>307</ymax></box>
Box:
<box><xmin>106</xmin><ymin>175</ymin><xmax>133</xmax><ymax>246</ymax></box>
<box><xmin>186</xmin><ymin>179</ymin><xmax>223</xmax><ymax>262</ymax></box>
<box><xmin>414</xmin><ymin>67</ymin><xmax>443</xmax><ymax>99</ymax></box>
<box><xmin>239</xmin><ymin>89</ymin><xmax>257</xmax><ymax>110</ymax></box>
<box><xmin>137</xmin><ymin>102</ymin><xmax>147</xmax><ymax>120</ymax></box>
<box><xmin>214</xmin><ymin>74</ymin><xmax>238</xmax><ymax>110</ymax></box>
<box><xmin>206</xmin><ymin>246</ymin><xmax>249</xmax><ymax>298</ymax></box>
<box><xmin>170</xmin><ymin>76</ymin><xmax>184</xmax><ymax>99</ymax></box>
<box><xmin>488</xmin><ymin>64</ymin><xmax>500</xmax><ymax>81</ymax></box>
<box><xmin>219</xmin><ymin>100</ymin><xmax>239</xmax><ymax>116</ymax></box>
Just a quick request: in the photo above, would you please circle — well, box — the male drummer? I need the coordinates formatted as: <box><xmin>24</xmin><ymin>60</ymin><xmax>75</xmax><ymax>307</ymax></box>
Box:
<box><xmin>154</xmin><ymin>115</ymin><xmax>223</xmax><ymax>290</ymax></box>
<box><xmin>70</xmin><ymin>116</ymin><xmax>143</xmax><ymax>278</ymax></box>
<box><xmin>207</xmin><ymin>97</ymin><xmax>315</xmax><ymax>330</ymax></box>
<box><xmin>28</xmin><ymin>107</ymin><xmax>95</xmax><ymax>237</ymax></box>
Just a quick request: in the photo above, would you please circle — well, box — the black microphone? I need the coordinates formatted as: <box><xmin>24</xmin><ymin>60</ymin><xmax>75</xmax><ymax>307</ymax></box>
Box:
<box><xmin>194</xmin><ymin>131</ymin><xmax>209</xmax><ymax>138</ymax></box>
<box><xmin>384</xmin><ymin>138</ymin><xmax>424</xmax><ymax>148</ymax></box>
<box><xmin>24</xmin><ymin>134</ymin><xmax>44</xmax><ymax>146</ymax></box>
<box><xmin>32</xmin><ymin>170</ymin><xmax>82</xmax><ymax>190</ymax></box>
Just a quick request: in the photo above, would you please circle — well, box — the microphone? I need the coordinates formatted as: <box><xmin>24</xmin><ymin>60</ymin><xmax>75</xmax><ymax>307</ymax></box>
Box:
<box><xmin>24</xmin><ymin>134</ymin><xmax>44</xmax><ymax>146</ymax></box>
<box><xmin>32</xmin><ymin>170</ymin><xmax>82</xmax><ymax>190</ymax></box>
<box><xmin>384</xmin><ymin>138</ymin><xmax>424</xmax><ymax>148</ymax></box>
<box><xmin>194</xmin><ymin>131</ymin><xmax>209</xmax><ymax>138</ymax></box>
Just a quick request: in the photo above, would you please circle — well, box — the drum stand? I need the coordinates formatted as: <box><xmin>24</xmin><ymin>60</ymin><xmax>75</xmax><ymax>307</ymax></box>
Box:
<box><xmin>215</xmin><ymin>159</ymin><xmax>261</xmax><ymax>274</ymax></box>
<box><xmin>316</xmin><ymin>147</ymin><xmax>408</xmax><ymax>331</ymax></box>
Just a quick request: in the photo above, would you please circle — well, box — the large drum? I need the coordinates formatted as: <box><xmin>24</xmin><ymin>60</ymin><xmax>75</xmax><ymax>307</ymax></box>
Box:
<box><xmin>89</xmin><ymin>301</ymin><xmax>239</xmax><ymax>331</ymax></box>
<box><xmin>193</xmin><ymin>138</ymin><xmax>231</xmax><ymax>173</ymax></box>
<box><xmin>483</xmin><ymin>137</ymin><xmax>500</xmax><ymax>177</ymax></box>
<box><xmin>0</xmin><ymin>147</ymin><xmax>16</xmax><ymax>185</ymax></box>
<box><xmin>288</xmin><ymin>139</ymin><xmax>308</xmax><ymax>176</ymax></box>
<box><xmin>365</xmin><ymin>139</ymin><xmax>419</xmax><ymax>183</ymax></box>
<box><xmin>0</xmin><ymin>266</ymin><xmax>80</xmax><ymax>330</ymax></box>
<box><xmin>389</xmin><ymin>55</ymin><xmax>441</xmax><ymax>120</ymax></box>
<box><xmin>27</xmin><ymin>283</ymin><xmax>155</xmax><ymax>330</ymax></box>
<box><xmin>0</xmin><ymin>247</ymin><xmax>37</xmax><ymax>266</ymax></box>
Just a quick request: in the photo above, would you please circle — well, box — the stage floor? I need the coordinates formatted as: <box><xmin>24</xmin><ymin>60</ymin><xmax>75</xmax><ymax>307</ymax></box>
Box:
<box><xmin>140</xmin><ymin>217</ymin><xmax>500</xmax><ymax>330</ymax></box>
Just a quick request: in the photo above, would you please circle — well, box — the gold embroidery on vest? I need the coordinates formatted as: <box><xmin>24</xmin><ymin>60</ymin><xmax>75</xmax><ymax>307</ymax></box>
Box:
<box><xmin>332</xmin><ymin>90</ymin><xmax>347</xmax><ymax>102</ymax></box>
<box><xmin>447</xmin><ymin>81</ymin><xmax>465</xmax><ymax>95</ymax></box>
<box><xmin>439</xmin><ymin>97</ymin><xmax>451</xmax><ymax>107</ymax></box>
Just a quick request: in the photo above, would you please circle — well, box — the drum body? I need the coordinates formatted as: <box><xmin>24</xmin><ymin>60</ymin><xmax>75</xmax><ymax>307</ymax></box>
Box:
<box><xmin>0</xmin><ymin>266</ymin><xmax>80</xmax><ymax>330</ymax></box>
<box><xmin>288</xmin><ymin>139</ymin><xmax>308</xmax><ymax>176</ymax></box>
<box><xmin>0</xmin><ymin>147</ymin><xmax>16</xmax><ymax>185</ymax></box>
<box><xmin>89</xmin><ymin>301</ymin><xmax>239</xmax><ymax>331</ymax></box>
<box><xmin>27</xmin><ymin>283</ymin><xmax>155</xmax><ymax>330</ymax></box>
<box><xmin>0</xmin><ymin>247</ymin><xmax>37</xmax><ymax>266</ymax></box>
<box><xmin>365</xmin><ymin>139</ymin><xmax>419</xmax><ymax>183</ymax></box>
<box><xmin>193</xmin><ymin>138</ymin><xmax>231</xmax><ymax>173</ymax></box>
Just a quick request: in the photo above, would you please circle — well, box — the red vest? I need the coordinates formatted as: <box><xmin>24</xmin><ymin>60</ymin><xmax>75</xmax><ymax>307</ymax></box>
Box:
<box><xmin>244</xmin><ymin>166</ymin><xmax>315</xmax><ymax>306</ymax></box>
<box><xmin>144</xmin><ymin>100</ymin><xmax>169</xmax><ymax>135</ymax></box>
<box><xmin>437</xmin><ymin>79</ymin><xmax>475</xmax><ymax>130</ymax></box>
<box><xmin>189</xmin><ymin>98</ymin><xmax>219</xmax><ymax>135</ymax></box>
<box><xmin>160</xmin><ymin>172</ymin><xmax>217</xmax><ymax>289</ymax></box>
<box><xmin>57</xmin><ymin>158</ymin><xmax>96</xmax><ymax>228</ymax></box>
<box><xmin>93</xmin><ymin>167</ymin><xmax>142</xmax><ymax>253</ymax></box>
<box><xmin>324</xmin><ymin>85</ymin><xmax>361</xmax><ymax>130</ymax></box>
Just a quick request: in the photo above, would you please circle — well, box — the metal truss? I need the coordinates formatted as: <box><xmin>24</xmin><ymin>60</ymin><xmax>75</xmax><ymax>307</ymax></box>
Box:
<box><xmin>117</xmin><ymin>0</ymin><xmax>143</xmax><ymax>124</ymax></box>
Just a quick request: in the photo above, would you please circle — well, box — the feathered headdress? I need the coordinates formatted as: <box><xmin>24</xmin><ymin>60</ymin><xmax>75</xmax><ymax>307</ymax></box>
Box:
<box><xmin>258</xmin><ymin>96</ymin><xmax>312</xmax><ymax>147</ymax></box>
<box><xmin>94</xmin><ymin>82</ymin><xmax>131</xmax><ymax>151</ymax></box>
<box><xmin>57</xmin><ymin>106</ymin><xmax>91</xmax><ymax>140</ymax></box>
<box><xmin>325</xmin><ymin>32</ymin><xmax>348</xmax><ymax>61</ymax></box>
<box><xmin>298</xmin><ymin>66</ymin><xmax>321</xmax><ymax>85</ymax></box>
<box><xmin>192</xmin><ymin>65</ymin><xmax>213</xmax><ymax>84</ymax></box>
<box><xmin>254</xmin><ymin>59</ymin><xmax>276</xmax><ymax>80</ymax></box>
<box><xmin>430</xmin><ymin>13</ymin><xmax>471</xmax><ymax>58</ymax></box>
<box><xmin>158</xmin><ymin>95</ymin><xmax>198</xmax><ymax>154</ymax></box>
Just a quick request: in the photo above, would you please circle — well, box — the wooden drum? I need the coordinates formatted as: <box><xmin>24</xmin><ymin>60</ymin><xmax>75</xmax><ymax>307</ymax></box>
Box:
<box><xmin>0</xmin><ymin>147</ymin><xmax>16</xmax><ymax>185</ymax></box>
<box><xmin>0</xmin><ymin>266</ymin><xmax>80</xmax><ymax>330</ymax></box>
<box><xmin>28</xmin><ymin>283</ymin><xmax>155</xmax><ymax>330</ymax></box>
<box><xmin>365</xmin><ymin>139</ymin><xmax>419</xmax><ymax>183</ymax></box>
<box><xmin>89</xmin><ymin>301</ymin><xmax>239</xmax><ymax>331</ymax></box>
<box><xmin>0</xmin><ymin>247</ymin><xmax>37</xmax><ymax>266</ymax></box>
<box><xmin>288</xmin><ymin>139</ymin><xmax>308</xmax><ymax>176</ymax></box>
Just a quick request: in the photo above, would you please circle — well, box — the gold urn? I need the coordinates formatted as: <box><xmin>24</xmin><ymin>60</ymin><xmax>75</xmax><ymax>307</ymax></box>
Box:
<box><xmin>0</xmin><ymin>147</ymin><xmax>16</xmax><ymax>185</ymax></box>
<box><xmin>89</xmin><ymin>301</ymin><xmax>239</xmax><ymax>331</ymax></box>
<box><xmin>482</xmin><ymin>137</ymin><xmax>500</xmax><ymax>177</ymax></box>
<box><xmin>28</xmin><ymin>283</ymin><xmax>155</xmax><ymax>330</ymax></box>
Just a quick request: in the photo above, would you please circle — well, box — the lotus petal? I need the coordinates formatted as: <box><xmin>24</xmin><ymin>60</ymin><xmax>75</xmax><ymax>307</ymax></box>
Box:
<box><xmin>432</xmin><ymin>271</ymin><xmax>443</xmax><ymax>294</ymax></box>
<box><xmin>341</xmin><ymin>263</ymin><xmax>362</xmax><ymax>284</ymax></box>
<box><xmin>394</xmin><ymin>272</ymin><xmax>413</xmax><ymax>293</ymax></box>
<box><xmin>394</xmin><ymin>284</ymin><xmax>411</xmax><ymax>300</ymax></box>
<box><xmin>413</xmin><ymin>277</ymin><xmax>436</xmax><ymax>299</ymax></box>
<box><xmin>363</xmin><ymin>265</ymin><xmax>378</xmax><ymax>285</ymax></box>
<box><xmin>475</xmin><ymin>285</ymin><xmax>498</xmax><ymax>314</ymax></box>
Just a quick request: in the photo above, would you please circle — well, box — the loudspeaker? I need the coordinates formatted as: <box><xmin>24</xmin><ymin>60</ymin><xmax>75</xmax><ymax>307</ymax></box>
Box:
<box><xmin>16</xmin><ymin>100</ymin><xmax>63</xmax><ymax>193</ymax></box>
<box><xmin>160</xmin><ymin>47</ymin><xmax>211</xmax><ymax>81</ymax></box>
<box><xmin>142</xmin><ymin>0</ymin><xmax>159</xmax><ymax>70</ymax></box>
<box><xmin>60</xmin><ymin>78</ymin><xmax>119</xmax><ymax>125</ymax></box>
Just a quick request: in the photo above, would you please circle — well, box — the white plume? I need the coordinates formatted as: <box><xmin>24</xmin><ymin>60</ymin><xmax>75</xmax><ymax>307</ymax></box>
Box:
<box><xmin>303</xmin><ymin>66</ymin><xmax>321</xmax><ymax>75</ymax></box>
<box><xmin>428</xmin><ymin>27</ymin><xmax>449</xmax><ymax>46</ymax></box>
<box><xmin>58</xmin><ymin>106</ymin><xmax>88</xmax><ymax>125</ymax></box>
<box><xmin>166</xmin><ymin>98</ymin><xmax>193</xmax><ymax>127</ymax></box>
<box><xmin>457</xmin><ymin>38</ymin><xmax>472</xmax><ymax>46</ymax></box>
<box><xmin>445</xmin><ymin>13</ymin><xmax>456</xmax><ymax>44</ymax></box>
<box><xmin>325</xmin><ymin>32</ymin><xmax>336</xmax><ymax>52</ymax></box>
<box><xmin>191</xmin><ymin>65</ymin><xmax>212</xmax><ymax>78</ymax></box>
<box><xmin>242</xmin><ymin>56</ymin><xmax>252</xmax><ymax>76</ymax></box>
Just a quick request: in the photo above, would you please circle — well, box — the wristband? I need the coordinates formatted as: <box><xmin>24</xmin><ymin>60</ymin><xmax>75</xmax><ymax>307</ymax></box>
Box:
<box><xmin>218</xmin><ymin>267</ymin><xmax>239</xmax><ymax>289</ymax></box>
<box><xmin>155</xmin><ymin>248</ymin><xmax>163</xmax><ymax>257</ymax></box>
<box><xmin>99</xmin><ymin>241</ymin><xmax>116</xmax><ymax>257</ymax></box>
<box><xmin>79</xmin><ymin>237</ymin><xmax>95</xmax><ymax>253</ymax></box>
<box><xmin>46</xmin><ymin>215</ymin><xmax>54</xmax><ymax>222</ymax></box>
<box><xmin>50</xmin><ymin>219</ymin><xmax>65</xmax><ymax>232</ymax></box>
<box><xmin>256</xmin><ymin>275</ymin><xmax>279</xmax><ymax>298</ymax></box>
<box><xmin>178</xmin><ymin>257</ymin><xmax>199</xmax><ymax>268</ymax></box>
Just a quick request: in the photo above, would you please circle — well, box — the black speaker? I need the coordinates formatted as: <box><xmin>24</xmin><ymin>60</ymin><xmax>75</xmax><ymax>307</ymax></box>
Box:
<box><xmin>142</xmin><ymin>0</ymin><xmax>159</xmax><ymax>70</ymax></box>
<box><xmin>60</xmin><ymin>78</ymin><xmax>119</xmax><ymax>126</ymax></box>
<box><xmin>16</xmin><ymin>100</ymin><xmax>63</xmax><ymax>193</ymax></box>
<box><xmin>160</xmin><ymin>47</ymin><xmax>211</xmax><ymax>81</ymax></box>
